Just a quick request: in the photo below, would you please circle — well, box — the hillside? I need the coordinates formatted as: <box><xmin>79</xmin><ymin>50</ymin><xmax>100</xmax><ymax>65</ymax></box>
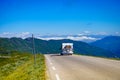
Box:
<box><xmin>91</xmin><ymin>36</ymin><xmax>120</xmax><ymax>57</ymax></box>
<box><xmin>0</xmin><ymin>37</ymin><xmax>116</xmax><ymax>58</ymax></box>
<box><xmin>0</xmin><ymin>52</ymin><xmax>46</xmax><ymax>80</ymax></box>
<box><xmin>0</xmin><ymin>37</ymin><xmax>32</xmax><ymax>52</ymax></box>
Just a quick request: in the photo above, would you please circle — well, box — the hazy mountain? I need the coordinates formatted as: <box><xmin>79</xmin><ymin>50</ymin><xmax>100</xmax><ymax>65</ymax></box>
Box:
<box><xmin>91</xmin><ymin>36</ymin><xmax>120</xmax><ymax>57</ymax></box>
<box><xmin>36</xmin><ymin>34</ymin><xmax>106</xmax><ymax>43</ymax></box>
<box><xmin>0</xmin><ymin>37</ymin><xmax>32</xmax><ymax>52</ymax></box>
<box><xmin>0</xmin><ymin>33</ymin><xmax>107</xmax><ymax>43</ymax></box>
<box><xmin>0</xmin><ymin>37</ymin><xmax>117</xmax><ymax>58</ymax></box>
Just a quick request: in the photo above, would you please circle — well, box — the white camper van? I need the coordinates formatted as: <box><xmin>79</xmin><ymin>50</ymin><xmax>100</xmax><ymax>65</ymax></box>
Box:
<box><xmin>61</xmin><ymin>43</ymin><xmax>73</xmax><ymax>55</ymax></box>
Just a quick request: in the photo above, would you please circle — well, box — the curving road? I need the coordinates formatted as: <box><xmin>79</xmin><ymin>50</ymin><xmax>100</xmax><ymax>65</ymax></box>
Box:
<box><xmin>45</xmin><ymin>54</ymin><xmax>120</xmax><ymax>80</ymax></box>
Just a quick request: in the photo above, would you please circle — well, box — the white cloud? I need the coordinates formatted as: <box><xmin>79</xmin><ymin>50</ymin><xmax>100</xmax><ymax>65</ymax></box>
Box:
<box><xmin>18</xmin><ymin>32</ymin><xmax>31</xmax><ymax>39</ymax></box>
<box><xmin>78</xmin><ymin>31</ymin><xmax>91</xmax><ymax>36</ymax></box>
<box><xmin>37</xmin><ymin>37</ymin><xmax>65</xmax><ymax>40</ymax></box>
<box><xmin>115</xmin><ymin>32</ymin><xmax>120</xmax><ymax>35</ymax></box>
<box><xmin>96</xmin><ymin>32</ymin><xmax>108</xmax><ymax>35</ymax></box>
<box><xmin>78</xmin><ymin>33</ymin><xmax>84</xmax><ymax>36</ymax></box>
<box><xmin>0</xmin><ymin>32</ymin><xmax>13</xmax><ymax>38</ymax></box>
<box><xmin>66</xmin><ymin>36</ymin><xmax>97</xmax><ymax>41</ymax></box>
<box><xmin>3</xmin><ymin>32</ymin><xmax>12</xmax><ymax>35</ymax></box>
<box><xmin>37</xmin><ymin>35</ymin><xmax>98</xmax><ymax>42</ymax></box>
<box><xmin>83</xmin><ymin>31</ymin><xmax>91</xmax><ymax>34</ymax></box>
<box><xmin>0</xmin><ymin>32</ymin><xmax>99</xmax><ymax>42</ymax></box>
<box><xmin>0</xmin><ymin>32</ymin><xmax>31</xmax><ymax>39</ymax></box>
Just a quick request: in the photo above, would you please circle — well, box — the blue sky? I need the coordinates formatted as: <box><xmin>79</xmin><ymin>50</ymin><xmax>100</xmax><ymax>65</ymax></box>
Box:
<box><xmin>0</xmin><ymin>0</ymin><xmax>120</xmax><ymax>35</ymax></box>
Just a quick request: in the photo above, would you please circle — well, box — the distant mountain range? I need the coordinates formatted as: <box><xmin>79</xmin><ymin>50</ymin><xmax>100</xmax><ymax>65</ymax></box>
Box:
<box><xmin>0</xmin><ymin>33</ymin><xmax>107</xmax><ymax>43</ymax></box>
<box><xmin>35</xmin><ymin>34</ymin><xmax>106</xmax><ymax>43</ymax></box>
<box><xmin>0</xmin><ymin>36</ymin><xmax>119</xmax><ymax>58</ymax></box>
<box><xmin>91</xmin><ymin>36</ymin><xmax>120</xmax><ymax>58</ymax></box>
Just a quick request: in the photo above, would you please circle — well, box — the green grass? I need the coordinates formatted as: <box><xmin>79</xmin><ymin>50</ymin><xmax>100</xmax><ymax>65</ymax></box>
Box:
<box><xmin>0</xmin><ymin>52</ymin><xmax>46</xmax><ymax>80</ymax></box>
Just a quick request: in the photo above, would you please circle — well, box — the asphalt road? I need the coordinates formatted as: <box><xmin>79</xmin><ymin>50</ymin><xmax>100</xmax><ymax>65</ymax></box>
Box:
<box><xmin>45</xmin><ymin>54</ymin><xmax>120</xmax><ymax>80</ymax></box>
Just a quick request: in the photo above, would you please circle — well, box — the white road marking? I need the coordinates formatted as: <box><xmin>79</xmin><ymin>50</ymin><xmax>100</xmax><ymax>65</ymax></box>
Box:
<box><xmin>55</xmin><ymin>74</ymin><xmax>60</xmax><ymax>80</ymax></box>
<box><xmin>46</xmin><ymin>55</ymin><xmax>60</xmax><ymax>80</ymax></box>
<box><xmin>50</xmin><ymin>62</ymin><xmax>53</xmax><ymax>65</ymax></box>
<box><xmin>52</xmin><ymin>66</ymin><xmax>56</xmax><ymax>70</ymax></box>
<box><xmin>46</xmin><ymin>56</ymin><xmax>52</xmax><ymax>64</ymax></box>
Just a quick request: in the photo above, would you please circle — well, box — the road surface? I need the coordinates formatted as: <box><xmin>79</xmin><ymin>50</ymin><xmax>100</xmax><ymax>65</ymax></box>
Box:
<box><xmin>45</xmin><ymin>54</ymin><xmax>120</xmax><ymax>80</ymax></box>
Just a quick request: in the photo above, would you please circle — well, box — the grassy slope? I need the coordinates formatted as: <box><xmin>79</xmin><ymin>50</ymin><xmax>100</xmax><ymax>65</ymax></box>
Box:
<box><xmin>1</xmin><ymin>38</ymin><xmax>115</xmax><ymax>58</ymax></box>
<box><xmin>0</xmin><ymin>52</ymin><xmax>46</xmax><ymax>80</ymax></box>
